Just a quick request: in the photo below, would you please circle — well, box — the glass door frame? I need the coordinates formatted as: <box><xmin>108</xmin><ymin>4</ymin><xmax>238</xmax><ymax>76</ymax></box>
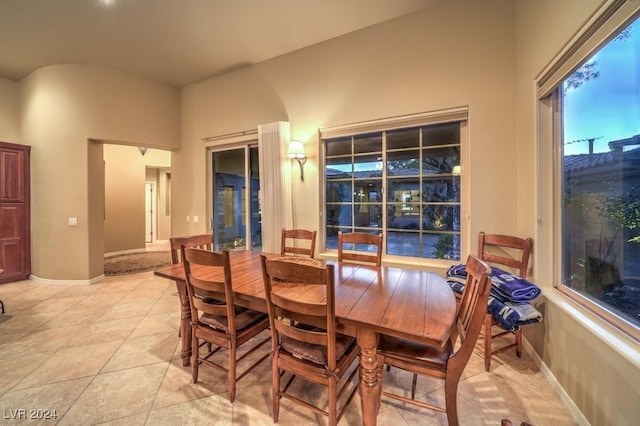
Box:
<box><xmin>206</xmin><ymin>138</ymin><xmax>259</xmax><ymax>252</ymax></box>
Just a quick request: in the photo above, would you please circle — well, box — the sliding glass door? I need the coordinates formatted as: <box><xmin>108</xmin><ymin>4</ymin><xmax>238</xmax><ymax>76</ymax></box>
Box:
<box><xmin>211</xmin><ymin>146</ymin><xmax>261</xmax><ymax>251</ymax></box>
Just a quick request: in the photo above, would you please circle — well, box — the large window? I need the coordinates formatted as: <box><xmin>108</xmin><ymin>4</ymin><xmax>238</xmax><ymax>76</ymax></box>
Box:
<box><xmin>322</xmin><ymin>113</ymin><xmax>464</xmax><ymax>261</ymax></box>
<box><xmin>540</xmin><ymin>2</ymin><xmax>640</xmax><ymax>337</ymax></box>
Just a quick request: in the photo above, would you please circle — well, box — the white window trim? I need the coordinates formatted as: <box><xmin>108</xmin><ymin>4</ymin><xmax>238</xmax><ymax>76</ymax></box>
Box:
<box><xmin>319</xmin><ymin>107</ymin><xmax>468</xmax><ymax>139</ymax></box>
<box><xmin>537</xmin><ymin>0</ymin><xmax>636</xmax><ymax>97</ymax></box>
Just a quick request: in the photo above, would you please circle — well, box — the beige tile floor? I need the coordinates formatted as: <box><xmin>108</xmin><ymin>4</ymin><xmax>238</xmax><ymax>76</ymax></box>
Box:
<box><xmin>0</xmin><ymin>266</ymin><xmax>578</xmax><ymax>425</ymax></box>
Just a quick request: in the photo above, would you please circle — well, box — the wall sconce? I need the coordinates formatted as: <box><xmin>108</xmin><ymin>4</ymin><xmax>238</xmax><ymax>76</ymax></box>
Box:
<box><xmin>287</xmin><ymin>140</ymin><xmax>307</xmax><ymax>181</ymax></box>
<box><xmin>452</xmin><ymin>165</ymin><xmax>462</xmax><ymax>176</ymax></box>
<box><xmin>137</xmin><ymin>146</ymin><xmax>149</xmax><ymax>156</ymax></box>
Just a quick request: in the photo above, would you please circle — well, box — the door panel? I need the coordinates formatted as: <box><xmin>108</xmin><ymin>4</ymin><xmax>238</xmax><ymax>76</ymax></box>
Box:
<box><xmin>0</xmin><ymin>204</ymin><xmax>27</xmax><ymax>281</ymax></box>
<box><xmin>0</xmin><ymin>149</ymin><xmax>26</xmax><ymax>202</ymax></box>
<box><xmin>212</xmin><ymin>146</ymin><xmax>260</xmax><ymax>251</ymax></box>
<box><xmin>0</xmin><ymin>142</ymin><xmax>30</xmax><ymax>284</ymax></box>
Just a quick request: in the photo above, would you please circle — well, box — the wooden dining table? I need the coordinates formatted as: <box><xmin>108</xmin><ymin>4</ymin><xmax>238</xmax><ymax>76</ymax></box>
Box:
<box><xmin>154</xmin><ymin>250</ymin><xmax>456</xmax><ymax>426</ymax></box>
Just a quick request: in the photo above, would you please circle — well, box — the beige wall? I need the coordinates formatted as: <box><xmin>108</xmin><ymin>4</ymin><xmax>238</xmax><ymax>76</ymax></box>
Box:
<box><xmin>178</xmin><ymin>0</ymin><xmax>519</xmax><ymax>254</ymax></box>
<box><xmin>19</xmin><ymin>64</ymin><xmax>180</xmax><ymax>281</ymax></box>
<box><xmin>0</xmin><ymin>77</ymin><xmax>19</xmax><ymax>143</ymax></box>
<box><xmin>103</xmin><ymin>145</ymin><xmax>171</xmax><ymax>254</ymax></box>
<box><xmin>515</xmin><ymin>0</ymin><xmax>640</xmax><ymax>424</ymax></box>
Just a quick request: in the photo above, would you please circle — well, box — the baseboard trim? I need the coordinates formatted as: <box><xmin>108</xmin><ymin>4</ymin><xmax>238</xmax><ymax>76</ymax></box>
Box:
<box><xmin>523</xmin><ymin>339</ymin><xmax>590</xmax><ymax>425</ymax></box>
<box><xmin>105</xmin><ymin>240</ymin><xmax>171</xmax><ymax>257</ymax></box>
<box><xmin>29</xmin><ymin>274</ymin><xmax>104</xmax><ymax>285</ymax></box>
<box><xmin>105</xmin><ymin>248</ymin><xmax>148</xmax><ymax>257</ymax></box>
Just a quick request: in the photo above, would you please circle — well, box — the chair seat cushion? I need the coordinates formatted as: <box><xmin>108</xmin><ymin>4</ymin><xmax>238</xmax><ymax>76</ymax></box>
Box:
<box><xmin>281</xmin><ymin>327</ymin><xmax>355</xmax><ymax>365</ymax></box>
<box><xmin>200</xmin><ymin>308</ymin><xmax>267</xmax><ymax>332</ymax></box>
<box><xmin>378</xmin><ymin>335</ymin><xmax>453</xmax><ymax>371</ymax></box>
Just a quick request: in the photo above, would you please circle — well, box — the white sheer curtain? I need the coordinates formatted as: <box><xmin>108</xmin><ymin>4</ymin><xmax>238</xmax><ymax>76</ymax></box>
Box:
<box><xmin>258</xmin><ymin>121</ymin><xmax>293</xmax><ymax>253</ymax></box>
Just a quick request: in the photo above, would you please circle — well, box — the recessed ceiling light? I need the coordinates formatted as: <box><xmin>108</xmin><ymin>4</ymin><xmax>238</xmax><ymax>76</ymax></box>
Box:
<box><xmin>99</xmin><ymin>0</ymin><xmax>115</xmax><ymax>7</ymax></box>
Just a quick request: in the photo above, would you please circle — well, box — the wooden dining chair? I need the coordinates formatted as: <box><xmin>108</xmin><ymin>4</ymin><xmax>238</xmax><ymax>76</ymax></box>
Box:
<box><xmin>280</xmin><ymin>228</ymin><xmax>317</xmax><ymax>258</ymax></box>
<box><xmin>260</xmin><ymin>255</ymin><xmax>360</xmax><ymax>426</ymax></box>
<box><xmin>169</xmin><ymin>233</ymin><xmax>213</xmax><ymax>264</ymax></box>
<box><xmin>169</xmin><ymin>233</ymin><xmax>214</xmax><ymax>339</ymax></box>
<box><xmin>477</xmin><ymin>232</ymin><xmax>533</xmax><ymax>371</ymax></box>
<box><xmin>377</xmin><ymin>254</ymin><xmax>492</xmax><ymax>426</ymax></box>
<box><xmin>182</xmin><ymin>247</ymin><xmax>270</xmax><ymax>402</ymax></box>
<box><xmin>337</xmin><ymin>231</ymin><xmax>383</xmax><ymax>266</ymax></box>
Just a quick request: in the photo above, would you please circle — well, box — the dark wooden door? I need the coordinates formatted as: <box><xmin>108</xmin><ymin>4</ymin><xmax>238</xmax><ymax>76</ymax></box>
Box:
<box><xmin>0</xmin><ymin>141</ymin><xmax>31</xmax><ymax>283</ymax></box>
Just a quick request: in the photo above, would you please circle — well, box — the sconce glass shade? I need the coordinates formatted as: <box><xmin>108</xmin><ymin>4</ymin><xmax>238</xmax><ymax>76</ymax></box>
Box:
<box><xmin>452</xmin><ymin>165</ymin><xmax>462</xmax><ymax>175</ymax></box>
<box><xmin>287</xmin><ymin>140</ymin><xmax>306</xmax><ymax>159</ymax></box>
<box><xmin>287</xmin><ymin>140</ymin><xmax>307</xmax><ymax>181</ymax></box>
<box><xmin>138</xmin><ymin>146</ymin><xmax>149</xmax><ymax>156</ymax></box>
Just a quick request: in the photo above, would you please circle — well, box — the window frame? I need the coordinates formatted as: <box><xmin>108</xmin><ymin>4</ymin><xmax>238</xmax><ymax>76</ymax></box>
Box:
<box><xmin>319</xmin><ymin>107</ymin><xmax>469</xmax><ymax>265</ymax></box>
<box><xmin>205</xmin><ymin>136</ymin><xmax>260</xmax><ymax>252</ymax></box>
<box><xmin>536</xmin><ymin>0</ymin><xmax>640</xmax><ymax>340</ymax></box>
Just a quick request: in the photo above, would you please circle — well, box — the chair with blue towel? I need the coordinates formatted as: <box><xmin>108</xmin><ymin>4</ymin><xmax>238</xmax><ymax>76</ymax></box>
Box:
<box><xmin>446</xmin><ymin>233</ymin><xmax>539</xmax><ymax>371</ymax></box>
<box><xmin>478</xmin><ymin>232</ymin><xmax>535</xmax><ymax>371</ymax></box>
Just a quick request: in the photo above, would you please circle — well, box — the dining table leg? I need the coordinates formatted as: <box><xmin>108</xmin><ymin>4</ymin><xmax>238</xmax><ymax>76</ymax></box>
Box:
<box><xmin>357</xmin><ymin>329</ymin><xmax>381</xmax><ymax>426</ymax></box>
<box><xmin>174</xmin><ymin>280</ymin><xmax>192</xmax><ymax>367</ymax></box>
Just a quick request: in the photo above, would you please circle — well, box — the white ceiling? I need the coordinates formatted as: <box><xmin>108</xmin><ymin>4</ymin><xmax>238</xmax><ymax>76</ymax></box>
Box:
<box><xmin>0</xmin><ymin>0</ymin><xmax>437</xmax><ymax>87</ymax></box>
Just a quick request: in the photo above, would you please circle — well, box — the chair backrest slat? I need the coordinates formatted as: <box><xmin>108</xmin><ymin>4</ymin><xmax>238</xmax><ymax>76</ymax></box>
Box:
<box><xmin>275</xmin><ymin>321</ymin><xmax>328</xmax><ymax>346</ymax></box>
<box><xmin>271</xmin><ymin>292</ymin><xmax>328</xmax><ymax>318</ymax></box>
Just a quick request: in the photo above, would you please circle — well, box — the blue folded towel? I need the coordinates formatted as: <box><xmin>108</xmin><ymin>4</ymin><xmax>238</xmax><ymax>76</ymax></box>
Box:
<box><xmin>488</xmin><ymin>266</ymin><xmax>542</xmax><ymax>304</ymax></box>
<box><xmin>445</xmin><ymin>265</ymin><xmax>543</xmax><ymax>332</ymax></box>
<box><xmin>446</xmin><ymin>264</ymin><xmax>541</xmax><ymax>304</ymax></box>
